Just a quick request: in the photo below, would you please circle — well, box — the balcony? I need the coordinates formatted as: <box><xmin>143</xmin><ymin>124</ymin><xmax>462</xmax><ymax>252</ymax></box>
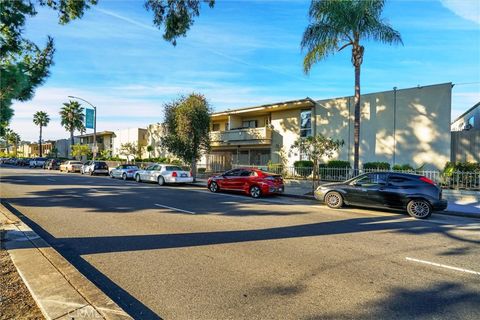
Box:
<box><xmin>210</xmin><ymin>127</ymin><xmax>272</xmax><ymax>147</ymax></box>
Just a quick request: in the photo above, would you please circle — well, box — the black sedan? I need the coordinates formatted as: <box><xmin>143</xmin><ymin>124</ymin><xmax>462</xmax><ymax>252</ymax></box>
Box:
<box><xmin>314</xmin><ymin>172</ymin><xmax>448</xmax><ymax>219</ymax></box>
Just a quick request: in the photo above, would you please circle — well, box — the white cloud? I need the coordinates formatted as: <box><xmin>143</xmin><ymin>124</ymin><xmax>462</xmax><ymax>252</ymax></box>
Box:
<box><xmin>441</xmin><ymin>0</ymin><xmax>480</xmax><ymax>24</ymax></box>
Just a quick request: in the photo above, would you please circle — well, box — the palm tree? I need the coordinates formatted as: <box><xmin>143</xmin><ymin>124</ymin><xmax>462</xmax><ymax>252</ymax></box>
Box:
<box><xmin>301</xmin><ymin>0</ymin><xmax>402</xmax><ymax>173</ymax></box>
<box><xmin>2</xmin><ymin>128</ymin><xmax>14</xmax><ymax>154</ymax></box>
<box><xmin>60</xmin><ymin>100</ymin><xmax>85</xmax><ymax>147</ymax></box>
<box><xmin>8</xmin><ymin>131</ymin><xmax>21</xmax><ymax>156</ymax></box>
<box><xmin>33</xmin><ymin>111</ymin><xmax>50</xmax><ymax>157</ymax></box>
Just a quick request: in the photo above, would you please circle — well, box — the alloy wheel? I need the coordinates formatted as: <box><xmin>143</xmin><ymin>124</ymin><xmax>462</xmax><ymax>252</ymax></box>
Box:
<box><xmin>250</xmin><ymin>186</ymin><xmax>261</xmax><ymax>198</ymax></box>
<box><xmin>407</xmin><ymin>200</ymin><xmax>431</xmax><ymax>219</ymax></box>
<box><xmin>209</xmin><ymin>182</ymin><xmax>218</xmax><ymax>192</ymax></box>
<box><xmin>122</xmin><ymin>173</ymin><xmax>127</xmax><ymax>180</ymax></box>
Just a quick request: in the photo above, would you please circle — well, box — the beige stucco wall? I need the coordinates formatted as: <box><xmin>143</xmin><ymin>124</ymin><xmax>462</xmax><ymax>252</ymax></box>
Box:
<box><xmin>316</xmin><ymin>83</ymin><xmax>452</xmax><ymax>170</ymax></box>
<box><xmin>112</xmin><ymin>128</ymin><xmax>148</xmax><ymax>159</ymax></box>
<box><xmin>270</xmin><ymin>108</ymin><xmax>302</xmax><ymax>166</ymax></box>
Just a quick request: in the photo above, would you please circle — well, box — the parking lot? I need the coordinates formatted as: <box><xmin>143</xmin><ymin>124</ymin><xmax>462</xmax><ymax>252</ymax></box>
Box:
<box><xmin>1</xmin><ymin>165</ymin><xmax>480</xmax><ymax>319</ymax></box>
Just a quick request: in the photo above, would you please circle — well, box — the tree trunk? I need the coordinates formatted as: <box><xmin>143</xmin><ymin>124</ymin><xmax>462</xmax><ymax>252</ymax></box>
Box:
<box><xmin>39</xmin><ymin>126</ymin><xmax>43</xmax><ymax>157</ymax></box>
<box><xmin>352</xmin><ymin>44</ymin><xmax>364</xmax><ymax>176</ymax></box>
<box><xmin>70</xmin><ymin>131</ymin><xmax>74</xmax><ymax>158</ymax></box>
<box><xmin>191</xmin><ymin>156</ymin><xmax>197</xmax><ymax>182</ymax></box>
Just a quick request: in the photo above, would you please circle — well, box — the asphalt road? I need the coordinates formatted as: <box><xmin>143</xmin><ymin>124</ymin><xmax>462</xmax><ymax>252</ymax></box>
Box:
<box><xmin>1</xmin><ymin>165</ymin><xmax>479</xmax><ymax>320</ymax></box>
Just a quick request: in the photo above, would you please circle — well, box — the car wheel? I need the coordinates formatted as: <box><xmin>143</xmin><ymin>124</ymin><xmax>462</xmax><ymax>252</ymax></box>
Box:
<box><xmin>122</xmin><ymin>173</ymin><xmax>127</xmax><ymax>181</ymax></box>
<box><xmin>407</xmin><ymin>199</ymin><xmax>432</xmax><ymax>219</ymax></box>
<box><xmin>135</xmin><ymin>174</ymin><xmax>141</xmax><ymax>183</ymax></box>
<box><xmin>325</xmin><ymin>191</ymin><xmax>343</xmax><ymax>209</ymax></box>
<box><xmin>250</xmin><ymin>185</ymin><xmax>261</xmax><ymax>198</ymax></box>
<box><xmin>158</xmin><ymin>176</ymin><xmax>165</xmax><ymax>186</ymax></box>
<box><xmin>110</xmin><ymin>171</ymin><xmax>114</xmax><ymax>178</ymax></box>
<box><xmin>90</xmin><ymin>170</ymin><xmax>94</xmax><ymax>176</ymax></box>
<box><xmin>209</xmin><ymin>181</ymin><xmax>219</xmax><ymax>193</ymax></box>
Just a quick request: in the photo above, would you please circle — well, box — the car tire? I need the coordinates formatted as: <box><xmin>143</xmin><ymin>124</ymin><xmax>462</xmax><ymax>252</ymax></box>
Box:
<box><xmin>158</xmin><ymin>176</ymin><xmax>165</xmax><ymax>186</ymax></box>
<box><xmin>407</xmin><ymin>199</ymin><xmax>432</xmax><ymax>219</ymax></box>
<box><xmin>209</xmin><ymin>181</ymin><xmax>219</xmax><ymax>193</ymax></box>
<box><xmin>135</xmin><ymin>174</ymin><xmax>141</xmax><ymax>183</ymax></box>
<box><xmin>90</xmin><ymin>170</ymin><xmax>94</xmax><ymax>176</ymax></box>
<box><xmin>122</xmin><ymin>173</ymin><xmax>127</xmax><ymax>181</ymax></box>
<box><xmin>325</xmin><ymin>191</ymin><xmax>343</xmax><ymax>209</ymax></box>
<box><xmin>250</xmin><ymin>185</ymin><xmax>261</xmax><ymax>198</ymax></box>
<box><xmin>110</xmin><ymin>171</ymin><xmax>114</xmax><ymax>178</ymax></box>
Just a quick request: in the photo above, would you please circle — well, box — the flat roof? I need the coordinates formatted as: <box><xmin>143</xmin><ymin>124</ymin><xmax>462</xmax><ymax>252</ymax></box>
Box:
<box><xmin>211</xmin><ymin>97</ymin><xmax>316</xmax><ymax>117</ymax></box>
<box><xmin>77</xmin><ymin>131</ymin><xmax>115</xmax><ymax>138</ymax></box>
<box><xmin>451</xmin><ymin>101</ymin><xmax>480</xmax><ymax>124</ymax></box>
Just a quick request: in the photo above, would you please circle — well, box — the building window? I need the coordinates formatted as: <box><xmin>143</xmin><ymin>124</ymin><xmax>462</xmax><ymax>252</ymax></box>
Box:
<box><xmin>242</xmin><ymin>120</ymin><xmax>257</xmax><ymax>128</ymax></box>
<box><xmin>300</xmin><ymin>110</ymin><xmax>312</xmax><ymax>137</ymax></box>
<box><xmin>468</xmin><ymin>116</ymin><xmax>474</xmax><ymax>128</ymax></box>
<box><xmin>212</xmin><ymin>123</ymin><xmax>220</xmax><ymax>131</ymax></box>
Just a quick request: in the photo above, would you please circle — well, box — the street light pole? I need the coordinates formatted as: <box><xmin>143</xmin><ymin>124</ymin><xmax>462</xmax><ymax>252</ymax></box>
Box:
<box><xmin>68</xmin><ymin>95</ymin><xmax>97</xmax><ymax>160</ymax></box>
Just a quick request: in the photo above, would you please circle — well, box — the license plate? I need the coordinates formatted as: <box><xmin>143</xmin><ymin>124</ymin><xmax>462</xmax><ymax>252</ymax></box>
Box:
<box><xmin>181</xmin><ymin>173</ymin><xmax>187</xmax><ymax>177</ymax></box>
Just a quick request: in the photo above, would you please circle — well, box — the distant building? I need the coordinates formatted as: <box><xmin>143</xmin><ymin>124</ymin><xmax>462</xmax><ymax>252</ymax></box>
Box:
<box><xmin>145</xmin><ymin>123</ymin><xmax>171</xmax><ymax>159</ymax></box>
<box><xmin>112</xmin><ymin>128</ymin><xmax>148</xmax><ymax>159</ymax></box>
<box><xmin>451</xmin><ymin>102</ymin><xmax>480</xmax><ymax>163</ymax></box>
<box><xmin>77</xmin><ymin>131</ymin><xmax>115</xmax><ymax>156</ymax></box>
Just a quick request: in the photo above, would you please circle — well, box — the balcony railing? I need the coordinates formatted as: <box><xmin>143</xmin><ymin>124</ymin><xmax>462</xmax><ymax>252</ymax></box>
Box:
<box><xmin>210</xmin><ymin>127</ymin><xmax>272</xmax><ymax>146</ymax></box>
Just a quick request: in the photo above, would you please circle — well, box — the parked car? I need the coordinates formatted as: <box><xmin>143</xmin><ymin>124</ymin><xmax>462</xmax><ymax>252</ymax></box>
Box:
<box><xmin>314</xmin><ymin>172</ymin><xmax>448</xmax><ymax>219</ymax></box>
<box><xmin>81</xmin><ymin>161</ymin><xmax>109</xmax><ymax>175</ymax></box>
<box><xmin>17</xmin><ymin>158</ymin><xmax>31</xmax><ymax>166</ymax></box>
<box><xmin>45</xmin><ymin>158</ymin><xmax>63</xmax><ymax>170</ymax></box>
<box><xmin>134</xmin><ymin>164</ymin><xmax>193</xmax><ymax>185</ymax></box>
<box><xmin>59</xmin><ymin>160</ymin><xmax>83</xmax><ymax>173</ymax></box>
<box><xmin>109</xmin><ymin>164</ymin><xmax>140</xmax><ymax>180</ymax></box>
<box><xmin>207</xmin><ymin>168</ymin><xmax>285</xmax><ymax>198</ymax></box>
<box><xmin>29</xmin><ymin>157</ymin><xmax>47</xmax><ymax>168</ymax></box>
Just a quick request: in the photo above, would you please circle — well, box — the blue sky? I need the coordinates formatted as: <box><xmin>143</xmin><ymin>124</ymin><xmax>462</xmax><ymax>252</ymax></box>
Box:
<box><xmin>10</xmin><ymin>0</ymin><xmax>480</xmax><ymax>141</ymax></box>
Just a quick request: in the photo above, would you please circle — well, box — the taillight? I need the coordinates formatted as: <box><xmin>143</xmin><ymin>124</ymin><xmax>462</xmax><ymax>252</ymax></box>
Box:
<box><xmin>172</xmin><ymin>171</ymin><xmax>178</xmax><ymax>177</ymax></box>
<box><xmin>190</xmin><ymin>170</ymin><xmax>192</xmax><ymax>176</ymax></box>
<box><xmin>420</xmin><ymin>176</ymin><xmax>435</xmax><ymax>185</ymax></box>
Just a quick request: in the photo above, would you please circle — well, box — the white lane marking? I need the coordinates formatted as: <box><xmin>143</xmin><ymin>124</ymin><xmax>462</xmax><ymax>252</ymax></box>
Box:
<box><xmin>154</xmin><ymin>203</ymin><xmax>195</xmax><ymax>214</ymax></box>
<box><xmin>47</xmin><ymin>178</ymin><xmax>56</xmax><ymax>181</ymax></box>
<box><xmin>406</xmin><ymin>257</ymin><xmax>480</xmax><ymax>276</ymax></box>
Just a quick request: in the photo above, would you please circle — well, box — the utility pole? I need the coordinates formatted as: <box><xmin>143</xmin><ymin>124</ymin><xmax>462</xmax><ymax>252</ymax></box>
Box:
<box><xmin>68</xmin><ymin>96</ymin><xmax>98</xmax><ymax>160</ymax></box>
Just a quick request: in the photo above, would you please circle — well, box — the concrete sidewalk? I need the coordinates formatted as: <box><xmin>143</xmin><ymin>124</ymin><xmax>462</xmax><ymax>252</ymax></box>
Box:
<box><xmin>192</xmin><ymin>178</ymin><xmax>479</xmax><ymax>219</ymax></box>
<box><xmin>0</xmin><ymin>202</ymin><xmax>132</xmax><ymax>320</ymax></box>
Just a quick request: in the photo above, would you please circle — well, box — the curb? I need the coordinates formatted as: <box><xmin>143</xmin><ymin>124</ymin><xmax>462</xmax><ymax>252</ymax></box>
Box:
<box><xmin>0</xmin><ymin>201</ymin><xmax>133</xmax><ymax>320</ymax></box>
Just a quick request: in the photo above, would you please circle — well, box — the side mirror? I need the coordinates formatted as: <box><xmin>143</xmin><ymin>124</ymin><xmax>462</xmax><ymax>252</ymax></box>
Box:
<box><xmin>353</xmin><ymin>182</ymin><xmax>362</xmax><ymax>187</ymax></box>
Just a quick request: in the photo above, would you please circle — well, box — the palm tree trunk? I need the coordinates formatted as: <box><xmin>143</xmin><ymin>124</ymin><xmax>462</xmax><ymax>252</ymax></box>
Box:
<box><xmin>352</xmin><ymin>43</ymin><xmax>364</xmax><ymax>175</ymax></box>
<box><xmin>353</xmin><ymin>64</ymin><xmax>360</xmax><ymax>175</ymax></box>
<box><xmin>70</xmin><ymin>131</ymin><xmax>74</xmax><ymax>158</ymax></box>
<box><xmin>39</xmin><ymin>126</ymin><xmax>43</xmax><ymax>157</ymax></box>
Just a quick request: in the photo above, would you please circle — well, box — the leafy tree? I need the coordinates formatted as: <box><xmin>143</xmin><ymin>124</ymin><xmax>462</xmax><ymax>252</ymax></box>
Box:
<box><xmin>119</xmin><ymin>142</ymin><xmax>139</xmax><ymax>162</ymax></box>
<box><xmin>33</xmin><ymin>111</ymin><xmax>50</xmax><ymax>157</ymax></box>
<box><xmin>301</xmin><ymin>0</ymin><xmax>402</xmax><ymax>173</ymax></box>
<box><xmin>162</xmin><ymin>93</ymin><xmax>211</xmax><ymax>181</ymax></box>
<box><xmin>71</xmin><ymin>143</ymin><xmax>91</xmax><ymax>158</ymax></box>
<box><xmin>51</xmin><ymin>146</ymin><xmax>59</xmax><ymax>158</ymax></box>
<box><xmin>290</xmin><ymin>134</ymin><xmax>344</xmax><ymax>190</ymax></box>
<box><xmin>1</xmin><ymin>0</ymin><xmax>214</xmax><ymax>134</ymax></box>
<box><xmin>60</xmin><ymin>100</ymin><xmax>85</xmax><ymax>147</ymax></box>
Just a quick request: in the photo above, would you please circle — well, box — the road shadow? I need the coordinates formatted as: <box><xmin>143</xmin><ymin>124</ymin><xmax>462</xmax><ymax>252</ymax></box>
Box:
<box><xmin>1</xmin><ymin>201</ymin><xmax>162</xmax><ymax>320</ymax></box>
<box><xmin>304</xmin><ymin>282</ymin><xmax>480</xmax><ymax>319</ymax></box>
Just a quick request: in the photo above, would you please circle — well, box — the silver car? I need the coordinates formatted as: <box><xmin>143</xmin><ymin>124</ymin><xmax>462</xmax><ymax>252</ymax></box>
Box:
<box><xmin>109</xmin><ymin>164</ymin><xmax>139</xmax><ymax>180</ymax></box>
<box><xmin>134</xmin><ymin>164</ymin><xmax>193</xmax><ymax>185</ymax></box>
<box><xmin>81</xmin><ymin>161</ymin><xmax>109</xmax><ymax>175</ymax></box>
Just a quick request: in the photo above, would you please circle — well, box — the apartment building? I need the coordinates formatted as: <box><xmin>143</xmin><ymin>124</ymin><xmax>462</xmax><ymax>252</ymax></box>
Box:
<box><xmin>451</xmin><ymin>102</ymin><xmax>480</xmax><ymax>162</ymax></box>
<box><xmin>206</xmin><ymin>83</ymin><xmax>452</xmax><ymax>170</ymax></box>
<box><xmin>112</xmin><ymin>127</ymin><xmax>148</xmax><ymax>159</ymax></box>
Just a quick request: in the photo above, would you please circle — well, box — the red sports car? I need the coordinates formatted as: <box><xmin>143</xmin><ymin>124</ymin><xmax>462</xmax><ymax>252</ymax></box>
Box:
<box><xmin>207</xmin><ymin>168</ymin><xmax>285</xmax><ymax>198</ymax></box>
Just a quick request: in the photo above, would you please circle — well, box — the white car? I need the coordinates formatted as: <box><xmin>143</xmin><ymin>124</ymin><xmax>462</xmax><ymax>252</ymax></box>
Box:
<box><xmin>59</xmin><ymin>160</ymin><xmax>83</xmax><ymax>173</ymax></box>
<box><xmin>29</xmin><ymin>157</ymin><xmax>47</xmax><ymax>168</ymax></box>
<box><xmin>109</xmin><ymin>164</ymin><xmax>139</xmax><ymax>180</ymax></box>
<box><xmin>81</xmin><ymin>160</ymin><xmax>109</xmax><ymax>175</ymax></box>
<box><xmin>134</xmin><ymin>164</ymin><xmax>193</xmax><ymax>185</ymax></box>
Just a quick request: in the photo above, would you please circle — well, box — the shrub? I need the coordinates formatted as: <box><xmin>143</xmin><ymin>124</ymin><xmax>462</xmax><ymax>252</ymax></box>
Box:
<box><xmin>443</xmin><ymin>161</ymin><xmax>480</xmax><ymax>174</ymax></box>
<box><xmin>393</xmin><ymin>164</ymin><xmax>414</xmax><ymax>171</ymax></box>
<box><xmin>170</xmin><ymin>159</ymin><xmax>183</xmax><ymax>166</ymax></box>
<box><xmin>326</xmin><ymin>160</ymin><xmax>351</xmax><ymax>168</ymax></box>
<box><xmin>198</xmin><ymin>168</ymin><xmax>206</xmax><ymax>174</ymax></box>
<box><xmin>267</xmin><ymin>162</ymin><xmax>284</xmax><ymax>174</ymax></box>
<box><xmin>363</xmin><ymin>162</ymin><xmax>390</xmax><ymax>170</ymax></box>
<box><xmin>294</xmin><ymin>160</ymin><xmax>313</xmax><ymax>177</ymax></box>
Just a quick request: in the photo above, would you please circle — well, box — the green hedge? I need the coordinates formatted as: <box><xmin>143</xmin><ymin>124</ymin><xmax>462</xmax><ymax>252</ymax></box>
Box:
<box><xmin>326</xmin><ymin>160</ymin><xmax>351</xmax><ymax>168</ymax></box>
<box><xmin>198</xmin><ymin>168</ymin><xmax>206</xmax><ymax>174</ymax></box>
<box><xmin>443</xmin><ymin>162</ymin><xmax>480</xmax><ymax>175</ymax></box>
<box><xmin>363</xmin><ymin>162</ymin><xmax>390</xmax><ymax>170</ymax></box>
<box><xmin>393</xmin><ymin>163</ymin><xmax>414</xmax><ymax>171</ymax></box>
<box><xmin>294</xmin><ymin>160</ymin><xmax>313</xmax><ymax>177</ymax></box>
